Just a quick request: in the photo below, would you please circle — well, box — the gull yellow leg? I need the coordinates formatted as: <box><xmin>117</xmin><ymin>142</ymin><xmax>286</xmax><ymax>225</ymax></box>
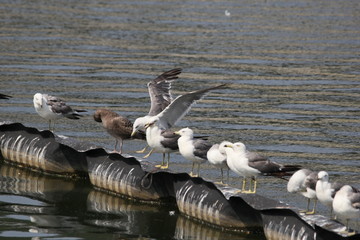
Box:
<box><xmin>159</xmin><ymin>153</ymin><xmax>170</xmax><ymax>169</ymax></box>
<box><xmin>155</xmin><ymin>153</ymin><xmax>166</xmax><ymax>168</ymax></box>
<box><xmin>337</xmin><ymin>219</ymin><xmax>356</xmax><ymax>236</ymax></box>
<box><xmin>196</xmin><ymin>163</ymin><xmax>200</xmax><ymax>177</ymax></box>
<box><xmin>250</xmin><ymin>178</ymin><xmax>257</xmax><ymax>194</ymax></box>
<box><xmin>300</xmin><ymin>198</ymin><xmax>311</xmax><ymax>213</ymax></box>
<box><xmin>189</xmin><ymin>162</ymin><xmax>195</xmax><ymax>177</ymax></box>
<box><xmin>135</xmin><ymin>146</ymin><xmax>148</xmax><ymax>153</ymax></box>
<box><xmin>241</xmin><ymin>177</ymin><xmax>247</xmax><ymax>192</ymax></box>
<box><xmin>143</xmin><ymin>149</ymin><xmax>154</xmax><ymax>159</ymax></box>
<box><xmin>215</xmin><ymin>168</ymin><xmax>227</xmax><ymax>185</ymax></box>
<box><xmin>306</xmin><ymin>199</ymin><xmax>317</xmax><ymax>215</ymax></box>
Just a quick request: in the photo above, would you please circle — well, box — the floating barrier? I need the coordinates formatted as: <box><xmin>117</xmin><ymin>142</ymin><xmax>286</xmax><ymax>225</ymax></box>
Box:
<box><xmin>0</xmin><ymin>122</ymin><xmax>88</xmax><ymax>176</ymax></box>
<box><xmin>0</xmin><ymin>122</ymin><xmax>358</xmax><ymax>239</ymax></box>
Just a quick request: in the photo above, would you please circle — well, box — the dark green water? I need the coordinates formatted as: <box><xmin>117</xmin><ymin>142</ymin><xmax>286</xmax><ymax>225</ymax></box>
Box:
<box><xmin>0</xmin><ymin>0</ymin><xmax>359</xmax><ymax>239</ymax></box>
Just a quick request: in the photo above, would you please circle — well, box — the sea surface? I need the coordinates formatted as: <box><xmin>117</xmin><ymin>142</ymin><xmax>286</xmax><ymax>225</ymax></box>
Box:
<box><xmin>0</xmin><ymin>0</ymin><xmax>359</xmax><ymax>239</ymax></box>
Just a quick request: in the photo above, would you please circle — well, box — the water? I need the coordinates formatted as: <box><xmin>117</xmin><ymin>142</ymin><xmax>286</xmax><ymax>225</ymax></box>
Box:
<box><xmin>0</xmin><ymin>0</ymin><xmax>359</xmax><ymax>239</ymax></box>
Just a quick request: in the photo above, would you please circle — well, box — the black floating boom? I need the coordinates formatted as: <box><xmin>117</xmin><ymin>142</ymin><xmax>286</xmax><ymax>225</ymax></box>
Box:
<box><xmin>0</xmin><ymin>122</ymin><xmax>358</xmax><ymax>239</ymax></box>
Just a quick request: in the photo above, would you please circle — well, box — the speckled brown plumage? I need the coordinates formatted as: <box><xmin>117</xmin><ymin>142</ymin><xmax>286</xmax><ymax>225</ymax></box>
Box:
<box><xmin>94</xmin><ymin>108</ymin><xmax>145</xmax><ymax>153</ymax></box>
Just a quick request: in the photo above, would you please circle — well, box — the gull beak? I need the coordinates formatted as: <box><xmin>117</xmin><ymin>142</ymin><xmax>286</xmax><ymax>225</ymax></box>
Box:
<box><xmin>144</xmin><ymin>123</ymin><xmax>151</xmax><ymax>129</ymax></box>
<box><xmin>174</xmin><ymin>131</ymin><xmax>180</xmax><ymax>135</ymax></box>
<box><xmin>224</xmin><ymin>144</ymin><xmax>233</xmax><ymax>148</ymax></box>
<box><xmin>131</xmin><ymin>130</ymin><xmax>137</xmax><ymax>137</ymax></box>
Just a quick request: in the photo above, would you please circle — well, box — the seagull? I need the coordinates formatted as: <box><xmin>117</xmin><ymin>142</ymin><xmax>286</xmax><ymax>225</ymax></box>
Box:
<box><xmin>224</xmin><ymin>142</ymin><xmax>301</xmax><ymax>194</ymax></box>
<box><xmin>207</xmin><ymin>141</ymin><xmax>231</xmax><ymax>184</ymax></box>
<box><xmin>144</xmin><ymin>119</ymin><xmax>180</xmax><ymax>169</ymax></box>
<box><xmin>0</xmin><ymin>94</ymin><xmax>12</xmax><ymax>99</ymax></box>
<box><xmin>175</xmin><ymin>128</ymin><xmax>212</xmax><ymax>177</ymax></box>
<box><xmin>287</xmin><ymin>169</ymin><xmax>318</xmax><ymax>214</ymax></box>
<box><xmin>315</xmin><ymin>171</ymin><xmax>344</xmax><ymax>213</ymax></box>
<box><xmin>131</xmin><ymin>68</ymin><xmax>182</xmax><ymax>153</ymax></box>
<box><xmin>332</xmin><ymin>185</ymin><xmax>360</xmax><ymax>234</ymax></box>
<box><xmin>33</xmin><ymin>93</ymin><xmax>86</xmax><ymax>131</ymax></box>
<box><xmin>142</xmin><ymin>83</ymin><xmax>227</xmax><ymax>168</ymax></box>
<box><xmin>93</xmin><ymin>109</ymin><xmax>146</xmax><ymax>154</ymax></box>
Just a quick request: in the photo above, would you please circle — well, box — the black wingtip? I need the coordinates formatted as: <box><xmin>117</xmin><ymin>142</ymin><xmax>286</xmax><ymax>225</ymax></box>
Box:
<box><xmin>0</xmin><ymin>94</ymin><xmax>12</xmax><ymax>99</ymax></box>
<box><xmin>156</xmin><ymin>68</ymin><xmax>183</xmax><ymax>82</ymax></box>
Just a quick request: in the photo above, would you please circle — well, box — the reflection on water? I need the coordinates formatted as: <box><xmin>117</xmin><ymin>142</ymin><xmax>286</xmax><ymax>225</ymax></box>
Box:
<box><xmin>0</xmin><ymin>164</ymin><xmax>262</xmax><ymax>239</ymax></box>
<box><xmin>0</xmin><ymin>0</ymin><xmax>359</xmax><ymax>239</ymax></box>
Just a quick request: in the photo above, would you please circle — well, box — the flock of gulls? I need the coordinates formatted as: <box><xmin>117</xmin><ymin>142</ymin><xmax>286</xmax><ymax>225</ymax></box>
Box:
<box><xmin>1</xmin><ymin>68</ymin><xmax>359</xmax><ymax>234</ymax></box>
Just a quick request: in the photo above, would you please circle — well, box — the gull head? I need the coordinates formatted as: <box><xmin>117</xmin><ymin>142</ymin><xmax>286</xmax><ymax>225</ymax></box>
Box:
<box><xmin>132</xmin><ymin>116</ymin><xmax>150</xmax><ymax>136</ymax></box>
<box><xmin>131</xmin><ymin>116</ymin><xmax>151</xmax><ymax>135</ymax></box>
<box><xmin>144</xmin><ymin>117</ymin><xmax>159</xmax><ymax>130</ymax></box>
<box><xmin>174</xmin><ymin>127</ymin><xmax>193</xmax><ymax>137</ymax></box>
<box><xmin>93</xmin><ymin>109</ymin><xmax>103</xmax><ymax>123</ymax></box>
<box><xmin>233</xmin><ymin>142</ymin><xmax>247</xmax><ymax>152</ymax></box>
<box><xmin>33</xmin><ymin>93</ymin><xmax>43</xmax><ymax>109</ymax></box>
<box><xmin>338</xmin><ymin>185</ymin><xmax>356</xmax><ymax>195</ymax></box>
<box><xmin>317</xmin><ymin>171</ymin><xmax>329</xmax><ymax>182</ymax></box>
<box><xmin>219</xmin><ymin>141</ymin><xmax>232</xmax><ymax>154</ymax></box>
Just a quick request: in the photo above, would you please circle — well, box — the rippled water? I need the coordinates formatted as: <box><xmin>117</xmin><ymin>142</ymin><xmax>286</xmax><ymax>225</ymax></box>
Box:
<box><xmin>0</xmin><ymin>0</ymin><xmax>359</xmax><ymax>239</ymax></box>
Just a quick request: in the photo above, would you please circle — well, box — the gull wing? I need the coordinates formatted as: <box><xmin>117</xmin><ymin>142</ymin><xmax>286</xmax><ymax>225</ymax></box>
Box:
<box><xmin>247</xmin><ymin>150</ymin><xmax>301</xmax><ymax>175</ymax></box>
<box><xmin>193</xmin><ymin>139</ymin><xmax>212</xmax><ymax>160</ymax></box>
<box><xmin>160</xmin><ymin>129</ymin><xmax>180</xmax><ymax>150</ymax></box>
<box><xmin>349</xmin><ymin>190</ymin><xmax>360</xmax><ymax>209</ymax></box>
<box><xmin>156</xmin><ymin>84</ymin><xmax>227</xmax><ymax>129</ymax></box>
<box><xmin>330</xmin><ymin>181</ymin><xmax>345</xmax><ymax>198</ymax></box>
<box><xmin>0</xmin><ymin>93</ymin><xmax>12</xmax><ymax>99</ymax></box>
<box><xmin>148</xmin><ymin>68</ymin><xmax>182</xmax><ymax>116</ymax></box>
<box><xmin>45</xmin><ymin>94</ymin><xmax>84</xmax><ymax>119</ymax></box>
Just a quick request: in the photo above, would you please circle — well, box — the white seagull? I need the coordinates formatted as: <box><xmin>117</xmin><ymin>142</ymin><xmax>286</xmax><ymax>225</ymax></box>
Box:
<box><xmin>315</xmin><ymin>171</ymin><xmax>344</xmax><ymax>213</ymax></box>
<box><xmin>33</xmin><ymin>93</ymin><xmax>86</xmax><ymax>131</ymax></box>
<box><xmin>142</xmin><ymin>83</ymin><xmax>227</xmax><ymax>168</ymax></box>
<box><xmin>287</xmin><ymin>169</ymin><xmax>318</xmax><ymax>214</ymax></box>
<box><xmin>131</xmin><ymin>68</ymin><xmax>182</xmax><ymax>153</ymax></box>
<box><xmin>207</xmin><ymin>141</ymin><xmax>231</xmax><ymax>184</ymax></box>
<box><xmin>175</xmin><ymin>128</ymin><xmax>212</xmax><ymax>177</ymax></box>
<box><xmin>224</xmin><ymin>142</ymin><xmax>301</xmax><ymax>194</ymax></box>
<box><xmin>144</xmin><ymin>119</ymin><xmax>179</xmax><ymax>169</ymax></box>
<box><xmin>332</xmin><ymin>185</ymin><xmax>360</xmax><ymax>234</ymax></box>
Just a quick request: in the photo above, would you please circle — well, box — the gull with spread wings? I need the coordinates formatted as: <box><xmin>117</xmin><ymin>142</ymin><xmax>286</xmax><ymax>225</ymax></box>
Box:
<box><xmin>131</xmin><ymin>68</ymin><xmax>182</xmax><ymax>153</ymax></box>
<box><xmin>143</xmin><ymin>83</ymin><xmax>227</xmax><ymax>169</ymax></box>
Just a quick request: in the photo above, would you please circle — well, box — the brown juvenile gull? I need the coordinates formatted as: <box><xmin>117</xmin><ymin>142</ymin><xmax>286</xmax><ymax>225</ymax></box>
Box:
<box><xmin>131</xmin><ymin>68</ymin><xmax>182</xmax><ymax>153</ymax></box>
<box><xmin>0</xmin><ymin>94</ymin><xmax>12</xmax><ymax>99</ymax></box>
<box><xmin>143</xmin><ymin>83</ymin><xmax>227</xmax><ymax>168</ymax></box>
<box><xmin>33</xmin><ymin>93</ymin><xmax>86</xmax><ymax>131</ymax></box>
<box><xmin>288</xmin><ymin>168</ymin><xmax>318</xmax><ymax>214</ymax></box>
<box><xmin>94</xmin><ymin>108</ymin><xmax>146</xmax><ymax>154</ymax></box>
<box><xmin>223</xmin><ymin>142</ymin><xmax>301</xmax><ymax>194</ymax></box>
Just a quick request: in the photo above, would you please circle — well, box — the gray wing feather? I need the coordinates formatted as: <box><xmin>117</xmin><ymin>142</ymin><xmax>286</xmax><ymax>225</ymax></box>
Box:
<box><xmin>330</xmin><ymin>181</ymin><xmax>345</xmax><ymax>198</ymax></box>
<box><xmin>0</xmin><ymin>93</ymin><xmax>12</xmax><ymax>99</ymax></box>
<box><xmin>193</xmin><ymin>139</ymin><xmax>212</xmax><ymax>159</ymax></box>
<box><xmin>46</xmin><ymin>94</ymin><xmax>84</xmax><ymax>119</ymax></box>
<box><xmin>304</xmin><ymin>172</ymin><xmax>318</xmax><ymax>190</ymax></box>
<box><xmin>148</xmin><ymin>68</ymin><xmax>182</xmax><ymax>116</ymax></box>
<box><xmin>349</xmin><ymin>191</ymin><xmax>360</xmax><ymax>209</ymax></box>
<box><xmin>160</xmin><ymin>130</ymin><xmax>180</xmax><ymax>150</ymax></box>
<box><xmin>246</xmin><ymin>151</ymin><xmax>268</xmax><ymax>162</ymax></box>
<box><xmin>157</xmin><ymin>84</ymin><xmax>227</xmax><ymax>129</ymax></box>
